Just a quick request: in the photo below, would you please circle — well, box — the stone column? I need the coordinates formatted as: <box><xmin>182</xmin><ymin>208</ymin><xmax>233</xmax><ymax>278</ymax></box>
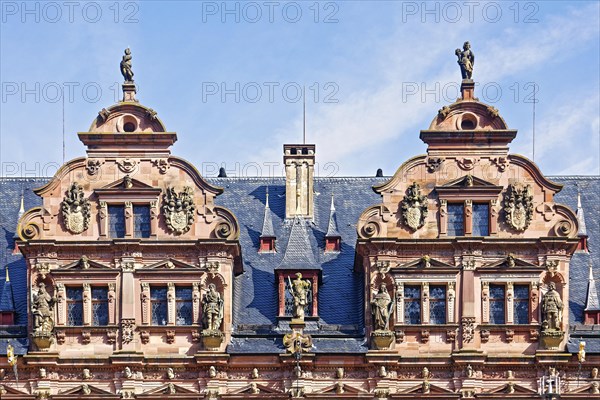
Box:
<box><xmin>422</xmin><ymin>282</ymin><xmax>430</xmax><ymax>324</ymax></box>
<box><xmin>395</xmin><ymin>281</ymin><xmax>404</xmax><ymax>324</ymax></box>
<box><xmin>506</xmin><ymin>282</ymin><xmax>514</xmax><ymax>324</ymax></box>
<box><xmin>447</xmin><ymin>282</ymin><xmax>456</xmax><ymax>323</ymax></box>
<box><xmin>120</xmin><ymin>260</ymin><xmax>136</xmax><ymax>351</ymax></box>
<box><xmin>83</xmin><ymin>283</ymin><xmax>92</xmax><ymax>326</ymax></box>
<box><xmin>167</xmin><ymin>282</ymin><xmax>176</xmax><ymax>325</ymax></box>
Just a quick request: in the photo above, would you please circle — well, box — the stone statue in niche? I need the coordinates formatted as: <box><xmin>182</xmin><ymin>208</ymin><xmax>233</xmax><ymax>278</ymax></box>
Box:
<box><xmin>371</xmin><ymin>284</ymin><xmax>393</xmax><ymax>331</ymax></box>
<box><xmin>503</xmin><ymin>184</ymin><xmax>534</xmax><ymax>231</ymax></box>
<box><xmin>120</xmin><ymin>48</ymin><xmax>134</xmax><ymax>82</ymax></box>
<box><xmin>61</xmin><ymin>182</ymin><xmax>91</xmax><ymax>234</ymax></box>
<box><xmin>401</xmin><ymin>182</ymin><xmax>428</xmax><ymax>231</ymax></box>
<box><xmin>455</xmin><ymin>41</ymin><xmax>474</xmax><ymax>79</ymax></box>
<box><xmin>32</xmin><ymin>283</ymin><xmax>54</xmax><ymax>334</ymax></box>
<box><xmin>202</xmin><ymin>283</ymin><xmax>224</xmax><ymax>332</ymax></box>
<box><xmin>288</xmin><ymin>273</ymin><xmax>311</xmax><ymax>320</ymax></box>
<box><xmin>542</xmin><ymin>282</ymin><xmax>563</xmax><ymax>331</ymax></box>
<box><xmin>162</xmin><ymin>186</ymin><xmax>196</xmax><ymax>234</ymax></box>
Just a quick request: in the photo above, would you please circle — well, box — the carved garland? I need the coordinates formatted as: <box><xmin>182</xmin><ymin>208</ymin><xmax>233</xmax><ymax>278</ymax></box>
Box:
<box><xmin>503</xmin><ymin>183</ymin><xmax>534</xmax><ymax>231</ymax></box>
<box><xmin>162</xmin><ymin>186</ymin><xmax>196</xmax><ymax>234</ymax></box>
<box><xmin>400</xmin><ymin>182</ymin><xmax>428</xmax><ymax>231</ymax></box>
<box><xmin>60</xmin><ymin>182</ymin><xmax>91</xmax><ymax>234</ymax></box>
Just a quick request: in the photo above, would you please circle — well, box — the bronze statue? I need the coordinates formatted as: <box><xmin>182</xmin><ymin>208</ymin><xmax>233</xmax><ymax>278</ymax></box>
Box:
<box><xmin>120</xmin><ymin>48</ymin><xmax>134</xmax><ymax>82</ymax></box>
<box><xmin>32</xmin><ymin>283</ymin><xmax>54</xmax><ymax>333</ymax></box>
<box><xmin>288</xmin><ymin>273</ymin><xmax>311</xmax><ymax>320</ymax></box>
<box><xmin>542</xmin><ymin>282</ymin><xmax>563</xmax><ymax>331</ymax></box>
<box><xmin>202</xmin><ymin>284</ymin><xmax>224</xmax><ymax>331</ymax></box>
<box><xmin>371</xmin><ymin>284</ymin><xmax>393</xmax><ymax>331</ymax></box>
<box><xmin>456</xmin><ymin>41</ymin><xmax>474</xmax><ymax>80</ymax></box>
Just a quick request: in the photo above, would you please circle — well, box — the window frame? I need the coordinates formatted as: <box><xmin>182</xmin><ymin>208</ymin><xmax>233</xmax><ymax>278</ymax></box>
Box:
<box><xmin>482</xmin><ymin>280</ymin><xmax>535</xmax><ymax>325</ymax></box>
<box><xmin>394</xmin><ymin>279</ymin><xmax>456</xmax><ymax>326</ymax></box>
<box><xmin>66</xmin><ymin>286</ymin><xmax>84</xmax><ymax>326</ymax></box>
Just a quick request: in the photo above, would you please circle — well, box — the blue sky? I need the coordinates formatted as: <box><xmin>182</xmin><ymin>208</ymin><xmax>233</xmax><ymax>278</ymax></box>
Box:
<box><xmin>1</xmin><ymin>1</ymin><xmax>599</xmax><ymax>178</ymax></box>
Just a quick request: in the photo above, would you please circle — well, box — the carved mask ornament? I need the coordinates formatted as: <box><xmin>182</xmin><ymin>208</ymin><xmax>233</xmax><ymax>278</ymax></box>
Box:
<box><xmin>162</xmin><ymin>186</ymin><xmax>196</xmax><ymax>234</ymax></box>
<box><xmin>503</xmin><ymin>183</ymin><xmax>533</xmax><ymax>231</ymax></box>
<box><xmin>401</xmin><ymin>182</ymin><xmax>428</xmax><ymax>231</ymax></box>
<box><xmin>61</xmin><ymin>183</ymin><xmax>91</xmax><ymax>234</ymax></box>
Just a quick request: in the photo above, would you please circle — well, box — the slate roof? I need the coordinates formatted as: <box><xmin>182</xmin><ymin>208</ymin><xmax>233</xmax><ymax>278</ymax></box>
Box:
<box><xmin>1</xmin><ymin>175</ymin><xmax>599</xmax><ymax>355</ymax></box>
<box><xmin>0</xmin><ymin>267</ymin><xmax>15</xmax><ymax>311</ymax></box>
<box><xmin>260</xmin><ymin>191</ymin><xmax>276</xmax><ymax>238</ymax></box>
<box><xmin>276</xmin><ymin>215</ymin><xmax>321</xmax><ymax>271</ymax></box>
<box><xmin>325</xmin><ymin>195</ymin><xmax>341</xmax><ymax>238</ymax></box>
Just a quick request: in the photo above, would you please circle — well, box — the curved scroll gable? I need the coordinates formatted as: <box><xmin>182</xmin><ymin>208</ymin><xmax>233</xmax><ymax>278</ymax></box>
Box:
<box><xmin>17</xmin><ymin>207</ymin><xmax>44</xmax><ymax>241</ymax></box>
<box><xmin>33</xmin><ymin>157</ymin><xmax>87</xmax><ymax>197</ymax></box>
<box><xmin>212</xmin><ymin>206</ymin><xmax>240</xmax><ymax>240</ymax></box>
<box><xmin>373</xmin><ymin>155</ymin><xmax>427</xmax><ymax>194</ymax></box>
<box><xmin>357</xmin><ymin>204</ymin><xmax>392</xmax><ymax>239</ymax></box>
<box><xmin>88</xmin><ymin>102</ymin><xmax>167</xmax><ymax>133</ymax></box>
<box><xmin>507</xmin><ymin>154</ymin><xmax>563</xmax><ymax>193</ymax></box>
<box><xmin>428</xmin><ymin>100</ymin><xmax>509</xmax><ymax>131</ymax></box>
<box><xmin>551</xmin><ymin>204</ymin><xmax>579</xmax><ymax>238</ymax></box>
<box><xmin>168</xmin><ymin>156</ymin><xmax>224</xmax><ymax>196</ymax></box>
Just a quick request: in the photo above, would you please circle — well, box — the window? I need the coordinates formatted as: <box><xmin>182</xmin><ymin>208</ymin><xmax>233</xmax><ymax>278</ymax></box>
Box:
<box><xmin>175</xmin><ymin>287</ymin><xmax>193</xmax><ymax>325</ymax></box>
<box><xmin>429</xmin><ymin>285</ymin><xmax>446</xmax><ymax>324</ymax></box>
<box><xmin>151</xmin><ymin>287</ymin><xmax>168</xmax><ymax>325</ymax></box>
<box><xmin>108</xmin><ymin>205</ymin><xmax>125</xmax><ymax>238</ymax></box>
<box><xmin>489</xmin><ymin>285</ymin><xmax>505</xmax><ymax>324</ymax></box>
<box><xmin>447</xmin><ymin>204</ymin><xmax>465</xmax><ymax>236</ymax></box>
<box><xmin>67</xmin><ymin>287</ymin><xmax>83</xmax><ymax>326</ymax></box>
<box><xmin>283</xmin><ymin>278</ymin><xmax>313</xmax><ymax>317</ymax></box>
<box><xmin>472</xmin><ymin>203</ymin><xmax>489</xmax><ymax>236</ymax></box>
<box><xmin>91</xmin><ymin>287</ymin><xmax>108</xmax><ymax>326</ymax></box>
<box><xmin>404</xmin><ymin>285</ymin><xmax>421</xmax><ymax>324</ymax></box>
<box><xmin>133</xmin><ymin>205</ymin><xmax>151</xmax><ymax>238</ymax></box>
<box><xmin>513</xmin><ymin>285</ymin><xmax>530</xmax><ymax>324</ymax></box>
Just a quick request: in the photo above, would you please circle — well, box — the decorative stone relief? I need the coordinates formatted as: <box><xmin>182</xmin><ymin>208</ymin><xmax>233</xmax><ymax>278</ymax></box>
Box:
<box><xmin>461</xmin><ymin>317</ymin><xmax>475</xmax><ymax>343</ymax></box>
<box><xmin>457</xmin><ymin>157</ymin><xmax>477</xmax><ymax>171</ymax></box>
<box><xmin>152</xmin><ymin>158</ymin><xmax>170</xmax><ymax>174</ymax></box>
<box><xmin>283</xmin><ymin>331</ymin><xmax>313</xmax><ymax>354</ymax></box>
<box><xmin>163</xmin><ymin>186</ymin><xmax>195</xmax><ymax>234</ymax></box>
<box><xmin>480</xmin><ymin>329</ymin><xmax>490</xmax><ymax>343</ymax></box>
<box><xmin>503</xmin><ymin>183</ymin><xmax>533</xmax><ymax>231</ymax></box>
<box><xmin>35</xmin><ymin>262</ymin><xmax>51</xmax><ymax>279</ymax></box>
<box><xmin>420</xmin><ymin>329</ymin><xmax>430</xmax><ymax>343</ymax></box>
<box><xmin>106</xmin><ymin>328</ymin><xmax>117</xmax><ymax>344</ymax></box>
<box><xmin>166</xmin><ymin>330</ymin><xmax>175</xmax><ymax>344</ymax></box>
<box><xmin>82</xmin><ymin>368</ymin><xmax>92</xmax><ymax>380</ymax></box>
<box><xmin>446</xmin><ymin>329</ymin><xmax>457</xmax><ymax>343</ymax></box>
<box><xmin>81</xmin><ymin>330</ymin><xmax>91</xmax><ymax>344</ymax></box>
<box><xmin>401</xmin><ymin>182</ymin><xmax>428</xmax><ymax>231</ymax></box>
<box><xmin>61</xmin><ymin>182</ymin><xmax>91</xmax><ymax>234</ymax></box>
<box><xmin>86</xmin><ymin>159</ymin><xmax>103</xmax><ymax>175</ymax></box>
<box><xmin>116</xmin><ymin>158</ymin><xmax>138</xmax><ymax>173</ymax></box>
<box><xmin>140</xmin><ymin>330</ymin><xmax>150</xmax><ymax>344</ymax></box>
<box><xmin>426</xmin><ymin>157</ymin><xmax>444</xmax><ymax>173</ymax></box>
<box><xmin>536</xmin><ymin>202</ymin><xmax>556</xmax><ymax>221</ymax></box>
<box><xmin>505</xmin><ymin>329</ymin><xmax>514</xmax><ymax>343</ymax></box>
<box><xmin>438</xmin><ymin>106</ymin><xmax>450</xmax><ymax>118</ymax></box>
<box><xmin>491</xmin><ymin>156</ymin><xmax>509</xmax><ymax>172</ymax></box>
<box><xmin>121</xmin><ymin>319</ymin><xmax>135</xmax><ymax>344</ymax></box>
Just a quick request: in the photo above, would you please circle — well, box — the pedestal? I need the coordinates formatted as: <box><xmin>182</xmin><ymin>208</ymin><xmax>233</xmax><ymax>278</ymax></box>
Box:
<box><xmin>371</xmin><ymin>330</ymin><xmax>395</xmax><ymax>350</ymax></box>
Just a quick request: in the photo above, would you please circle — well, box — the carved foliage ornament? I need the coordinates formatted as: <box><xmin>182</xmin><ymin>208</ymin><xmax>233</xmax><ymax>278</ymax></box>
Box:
<box><xmin>503</xmin><ymin>183</ymin><xmax>533</xmax><ymax>231</ymax></box>
<box><xmin>401</xmin><ymin>182</ymin><xmax>428</xmax><ymax>231</ymax></box>
<box><xmin>162</xmin><ymin>186</ymin><xmax>195</xmax><ymax>234</ymax></box>
<box><xmin>61</xmin><ymin>183</ymin><xmax>91</xmax><ymax>234</ymax></box>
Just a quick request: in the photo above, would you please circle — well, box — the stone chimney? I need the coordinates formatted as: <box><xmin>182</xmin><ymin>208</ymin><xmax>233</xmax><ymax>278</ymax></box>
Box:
<box><xmin>284</xmin><ymin>144</ymin><xmax>315</xmax><ymax>219</ymax></box>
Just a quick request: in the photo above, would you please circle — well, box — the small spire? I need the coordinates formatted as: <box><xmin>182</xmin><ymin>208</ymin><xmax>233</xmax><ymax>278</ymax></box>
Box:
<box><xmin>577</xmin><ymin>191</ymin><xmax>588</xmax><ymax>237</ymax></box>
<box><xmin>260</xmin><ymin>187</ymin><xmax>275</xmax><ymax>238</ymax></box>
<box><xmin>326</xmin><ymin>193</ymin><xmax>341</xmax><ymax>238</ymax></box>
<box><xmin>585</xmin><ymin>257</ymin><xmax>600</xmax><ymax>311</ymax></box>
<box><xmin>5</xmin><ymin>265</ymin><xmax>9</xmax><ymax>282</ymax></box>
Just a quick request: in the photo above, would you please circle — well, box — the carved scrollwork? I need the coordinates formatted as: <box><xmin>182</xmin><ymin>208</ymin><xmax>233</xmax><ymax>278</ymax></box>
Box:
<box><xmin>362</xmin><ymin>221</ymin><xmax>380</xmax><ymax>238</ymax></box>
<box><xmin>401</xmin><ymin>182</ymin><xmax>428</xmax><ymax>231</ymax></box>
<box><xmin>554</xmin><ymin>219</ymin><xmax>575</xmax><ymax>237</ymax></box>
<box><xmin>121</xmin><ymin>319</ymin><xmax>135</xmax><ymax>344</ymax></box>
<box><xmin>61</xmin><ymin>183</ymin><xmax>91</xmax><ymax>234</ymax></box>
<box><xmin>116</xmin><ymin>158</ymin><xmax>138</xmax><ymax>173</ymax></box>
<box><xmin>152</xmin><ymin>159</ymin><xmax>170</xmax><ymax>174</ymax></box>
<box><xmin>461</xmin><ymin>317</ymin><xmax>475</xmax><ymax>343</ymax></box>
<box><xmin>215</xmin><ymin>222</ymin><xmax>232</xmax><ymax>239</ymax></box>
<box><xmin>162</xmin><ymin>186</ymin><xmax>195</xmax><ymax>234</ymax></box>
<box><xmin>20</xmin><ymin>221</ymin><xmax>41</xmax><ymax>240</ymax></box>
<box><xmin>503</xmin><ymin>183</ymin><xmax>533</xmax><ymax>231</ymax></box>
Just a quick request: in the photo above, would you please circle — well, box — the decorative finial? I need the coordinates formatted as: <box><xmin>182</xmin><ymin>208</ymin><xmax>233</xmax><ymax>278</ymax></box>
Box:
<box><xmin>456</xmin><ymin>41</ymin><xmax>474</xmax><ymax>80</ymax></box>
<box><xmin>330</xmin><ymin>192</ymin><xmax>335</xmax><ymax>211</ymax></box>
<box><xmin>5</xmin><ymin>265</ymin><xmax>9</xmax><ymax>282</ymax></box>
<box><xmin>120</xmin><ymin>48</ymin><xmax>134</xmax><ymax>83</ymax></box>
<box><xmin>266</xmin><ymin>187</ymin><xmax>270</xmax><ymax>208</ymax></box>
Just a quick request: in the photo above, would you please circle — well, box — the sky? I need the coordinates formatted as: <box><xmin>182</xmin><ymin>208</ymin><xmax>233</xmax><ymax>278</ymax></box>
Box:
<box><xmin>1</xmin><ymin>0</ymin><xmax>599</xmax><ymax>179</ymax></box>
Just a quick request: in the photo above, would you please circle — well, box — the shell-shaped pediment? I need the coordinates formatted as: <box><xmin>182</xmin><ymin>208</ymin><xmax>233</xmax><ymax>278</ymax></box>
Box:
<box><xmin>89</xmin><ymin>102</ymin><xmax>167</xmax><ymax>133</ymax></box>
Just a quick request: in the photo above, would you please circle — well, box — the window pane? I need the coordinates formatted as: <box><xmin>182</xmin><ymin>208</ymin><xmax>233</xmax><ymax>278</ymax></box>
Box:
<box><xmin>175</xmin><ymin>287</ymin><xmax>193</xmax><ymax>325</ymax></box>
<box><xmin>108</xmin><ymin>205</ymin><xmax>125</xmax><ymax>238</ymax></box>
<box><xmin>514</xmin><ymin>285</ymin><xmax>529</xmax><ymax>324</ymax></box>
<box><xmin>489</xmin><ymin>285</ymin><xmax>505</xmax><ymax>324</ymax></box>
<box><xmin>283</xmin><ymin>278</ymin><xmax>313</xmax><ymax>317</ymax></box>
<box><xmin>472</xmin><ymin>203</ymin><xmax>489</xmax><ymax>236</ymax></box>
<box><xmin>429</xmin><ymin>285</ymin><xmax>446</xmax><ymax>324</ymax></box>
<box><xmin>151</xmin><ymin>287</ymin><xmax>168</xmax><ymax>325</ymax></box>
<box><xmin>66</xmin><ymin>287</ymin><xmax>83</xmax><ymax>326</ymax></box>
<box><xmin>404</xmin><ymin>286</ymin><xmax>421</xmax><ymax>324</ymax></box>
<box><xmin>447</xmin><ymin>204</ymin><xmax>464</xmax><ymax>236</ymax></box>
<box><xmin>91</xmin><ymin>287</ymin><xmax>108</xmax><ymax>326</ymax></box>
<box><xmin>133</xmin><ymin>205</ymin><xmax>151</xmax><ymax>238</ymax></box>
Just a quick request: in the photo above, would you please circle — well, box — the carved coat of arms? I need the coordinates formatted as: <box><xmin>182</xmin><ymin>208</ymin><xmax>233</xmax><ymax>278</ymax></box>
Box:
<box><xmin>162</xmin><ymin>186</ymin><xmax>195</xmax><ymax>234</ymax></box>
<box><xmin>503</xmin><ymin>184</ymin><xmax>533</xmax><ymax>231</ymax></box>
<box><xmin>401</xmin><ymin>182</ymin><xmax>428</xmax><ymax>231</ymax></box>
<box><xmin>60</xmin><ymin>182</ymin><xmax>91</xmax><ymax>234</ymax></box>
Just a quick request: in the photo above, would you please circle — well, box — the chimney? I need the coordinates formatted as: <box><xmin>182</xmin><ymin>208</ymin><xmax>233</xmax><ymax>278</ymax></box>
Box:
<box><xmin>284</xmin><ymin>144</ymin><xmax>315</xmax><ymax>219</ymax></box>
